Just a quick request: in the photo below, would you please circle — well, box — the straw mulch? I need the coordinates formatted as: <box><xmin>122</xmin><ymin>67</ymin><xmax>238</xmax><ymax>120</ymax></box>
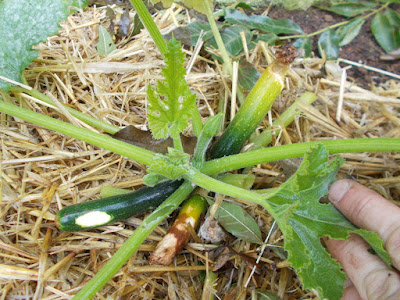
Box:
<box><xmin>1</xmin><ymin>4</ymin><xmax>400</xmax><ymax>300</ymax></box>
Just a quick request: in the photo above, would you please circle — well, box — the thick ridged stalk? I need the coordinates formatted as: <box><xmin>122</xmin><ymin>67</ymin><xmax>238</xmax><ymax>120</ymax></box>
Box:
<box><xmin>11</xmin><ymin>87</ymin><xmax>120</xmax><ymax>134</ymax></box>
<box><xmin>0</xmin><ymin>101</ymin><xmax>155</xmax><ymax>166</ymax></box>
<box><xmin>129</xmin><ymin>0</ymin><xmax>167</xmax><ymax>56</ymax></box>
<box><xmin>202</xmin><ymin>138</ymin><xmax>400</xmax><ymax>175</ymax></box>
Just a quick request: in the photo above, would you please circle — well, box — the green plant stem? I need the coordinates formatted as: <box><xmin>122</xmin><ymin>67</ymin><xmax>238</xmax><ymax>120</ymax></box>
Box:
<box><xmin>0</xmin><ymin>100</ymin><xmax>155</xmax><ymax>166</ymax></box>
<box><xmin>191</xmin><ymin>107</ymin><xmax>203</xmax><ymax>137</ymax></box>
<box><xmin>186</xmin><ymin>168</ymin><xmax>265</xmax><ymax>207</ymax></box>
<box><xmin>201</xmin><ymin>138</ymin><xmax>400</xmax><ymax>175</ymax></box>
<box><xmin>100</xmin><ymin>186</ymin><xmax>131</xmax><ymax>198</ymax></box>
<box><xmin>204</xmin><ymin>3</ymin><xmax>232</xmax><ymax>76</ymax></box>
<box><xmin>361</xmin><ymin>2</ymin><xmax>390</xmax><ymax>19</ymax></box>
<box><xmin>192</xmin><ymin>113</ymin><xmax>223</xmax><ymax>168</ymax></box>
<box><xmin>73</xmin><ymin>180</ymin><xmax>194</xmax><ymax>299</ymax></box>
<box><xmin>129</xmin><ymin>0</ymin><xmax>167</xmax><ymax>57</ymax></box>
<box><xmin>172</xmin><ymin>133</ymin><xmax>184</xmax><ymax>152</ymax></box>
<box><xmin>11</xmin><ymin>87</ymin><xmax>120</xmax><ymax>134</ymax></box>
<box><xmin>201</xmin><ymin>269</ymin><xmax>219</xmax><ymax>300</ymax></box>
<box><xmin>3</xmin><ymin>100</ymin><xmax>400</xmax><ymax>178</ymax></box>
<box><xmin>249</xmin><ymin>92</ymin><xmax>317</xmax><ymax>150</ymax></box>
<box><xmin>204</xmin><ymin>2</ymin><xmax>245</xmax><ymax>104</ymax></box>
<box><xmin>280</xmin><ymin>19</ymin><xmax>351</xmax><ymax>40</ymax></box>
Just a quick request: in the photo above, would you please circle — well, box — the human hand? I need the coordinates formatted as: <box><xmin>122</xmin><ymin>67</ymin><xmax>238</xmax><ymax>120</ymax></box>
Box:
<box><xmin>325</xmin><ymin>179</ymin><xmax>400</xmax><ymax>300</ymax></box>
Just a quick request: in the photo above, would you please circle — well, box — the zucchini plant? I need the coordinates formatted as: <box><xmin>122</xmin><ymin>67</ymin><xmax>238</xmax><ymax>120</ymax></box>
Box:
<box><xmin>0</xmin><ymin>0</ymin><xmax>399</xmax><ymax>299</ymax></box>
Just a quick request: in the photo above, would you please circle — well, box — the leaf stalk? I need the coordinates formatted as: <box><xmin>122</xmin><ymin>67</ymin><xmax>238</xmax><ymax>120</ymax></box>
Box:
<box><xmin>0</xmin><ymin>100</ymin><xmax>155</xmax><ymax>166</ymax></box>
<box><xmin>202</xmin><ymin>138</ymin><xmax>400</xmax><ymax>175</ymax></box>
<box><xmin>129</xmin><ymin>0</ymin><xmax>168</xmax><ymax>56</ymax></box>
<box><xmin>11</xmin><ymin>87</ymin><xmax>120</xmax><ymax>134</ymax></box>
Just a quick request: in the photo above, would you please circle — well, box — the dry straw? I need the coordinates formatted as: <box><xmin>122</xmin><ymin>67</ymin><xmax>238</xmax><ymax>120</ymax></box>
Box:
<box><xmin>1</xmin><ymin>4</ymin><xmax>400</xmax><ymax>299</ymax></box>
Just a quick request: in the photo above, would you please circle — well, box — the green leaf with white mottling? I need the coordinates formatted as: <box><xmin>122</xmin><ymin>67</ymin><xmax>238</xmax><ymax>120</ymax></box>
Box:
<box><xmin>0</xmin><ymin>0</ymin><xmax>69</xmax><ymax>92</ymax></box>
<box><xmin>263</xmin><ymin>145</ymin><xmax>390</xmax><ymax>300</ymax></box>
<box><xmin>97</xmin><ymin>25</ymin><xmax>116</xmax><ymax>56</ymax></box>
<box><xmin>207</xmin><ymin>198</ymin><xmax>263</xmax><ymax>244</ymax></box>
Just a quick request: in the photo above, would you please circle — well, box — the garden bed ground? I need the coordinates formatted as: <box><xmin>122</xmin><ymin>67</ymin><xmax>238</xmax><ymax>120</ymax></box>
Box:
<box><xmin>267</xmin><ymin>4</ymin><xmax>400</xmax><ymax>87</ymax></box>
<box><xmin>1</xmin><ymin>3</ymin><xmax>400</xmax><ymax>300</ymax></box>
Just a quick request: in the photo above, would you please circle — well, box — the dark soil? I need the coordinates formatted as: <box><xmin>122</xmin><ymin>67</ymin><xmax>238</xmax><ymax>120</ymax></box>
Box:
<box><xmin>267</xmin><ymin>5</ymin><xmax>400</xmax><ymax>88</ymax></box>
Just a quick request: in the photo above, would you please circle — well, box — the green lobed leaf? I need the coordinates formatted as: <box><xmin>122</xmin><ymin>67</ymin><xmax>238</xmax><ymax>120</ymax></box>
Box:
<box><xmin>0</xmin><ymin>0</ymin><xmax>69</xmax><ymax>92</ymax></box>
<box><xmin>263</xmin><ymin>145</ymin><xmax>390</xmax><ymax>300</ymax></box>
<box><xmin>293</xmin><ymin>37</ymin><xmax>312</xmax><ymax>57</ymax></box>
<box><xmin>146</xmin><ymin>148</ymin><xmax>190</xmax><ymax>180</ymax></box>
<box><xmin>206</xmin><ymin>25</ymin><xmax>253</xmax><ymax>57</ymax></box>
<box><xmin>207</xmin><ymin>198</ymin><xmax>263</xmax><ymax>244</ymax></box>
<box><xmin>371</xmin><ymin>12</ymin><xmax>400</xmax><ymax>53</ymax></box>
<box><xmin>70</xmin><ymin>0</ymin><xmax>90</xmax><ymax>11</ymax></box>
<box><xmin>168</xmin><ymin>21</ymin><xmax>220</xmax><ymax>46</ymax></box>
<box><xmin>324</xmin><ymin>2</ymin><xmax>376</xmax><ymax>17</ymax></box>
<box><xmin>254</xmin><ymin>33</ymin><xmax>278</xmax><ymax>45</ymax></box>
<box><xmin>146</xmin><ymin>38</ymin><xmax>197</xmax><ymax>139</ymax></box>
<box><xmin>238</xmin><ymin>60</ymin><xmax>260</xmax><ymax>91</ymax></box>
<box><xmin>256</xmin><ymin>290</ymin><xmax>280</xmax><ymax>300</ymax></box>
<box><xmin>318</xmin><ymin>29</ymin><xmax>340</xmax><ymax>59</ymax></box>
<box><xmin>224</xmin><ymin>9</ymin><xmax>303</xmax><ymax>35</ymax></box>
<box><xmin>131</xmin><ymin>13</ymin><xmax>145</xmax><ymax>37</ymax></box>
<box><xmin>235</xmin><ymin>2</ymin><xmax>254</xmax><ymax>10</ymax></box>
<box><xmin>97</xmin><ymin>25</ymin><xmax>116</xmax><ymax>56</ymax></box>
<box><xmin>384</xmin><ymin>8</ymin><xmax>400</xmax><ymax>27</ymax></box>
<box><xmin>336</xmin><ymin>18</ymin><xmax>365</xmax><ymax>47</ymax></box>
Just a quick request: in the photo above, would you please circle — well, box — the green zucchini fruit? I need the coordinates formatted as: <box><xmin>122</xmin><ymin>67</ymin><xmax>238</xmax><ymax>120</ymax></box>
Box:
<box><xmin>56</xmin><ymin>180</ymin><xmax>183</xmax><ymax>231</ymax></box>
<box><xmin>209</xmin><ymin>45</ymin><xmax>296</xmax><ymax>159</ymax></box>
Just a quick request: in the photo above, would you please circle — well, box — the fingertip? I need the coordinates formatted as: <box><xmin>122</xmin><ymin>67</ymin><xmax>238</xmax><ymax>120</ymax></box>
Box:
<box><xmin>342</xmin><ymin>284</ymin><xmax>363</xmax><ymax>300</ymax></box>
<box><xmin>328</xmin><ymin>179</ymin><xmax>351</xmax><ymax>204</ymax></box>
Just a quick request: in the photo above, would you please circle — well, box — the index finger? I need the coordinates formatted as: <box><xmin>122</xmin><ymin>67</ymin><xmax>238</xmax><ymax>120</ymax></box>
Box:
<box><xmin>329</xmin><ymin>179</ymin><xmax>400</xmax><ymax>269</ymax></box>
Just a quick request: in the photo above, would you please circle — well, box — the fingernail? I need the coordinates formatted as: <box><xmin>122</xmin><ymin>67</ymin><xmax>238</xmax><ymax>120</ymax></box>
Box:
<box><xmin>328</xmin><ymin>180</ymin><xmax>350</xmax><ymax>203</ymax></box>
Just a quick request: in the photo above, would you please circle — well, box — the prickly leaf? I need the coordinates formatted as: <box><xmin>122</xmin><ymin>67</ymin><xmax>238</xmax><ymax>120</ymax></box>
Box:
<box><xmin>0</xmin><ymin>0</ymin><xmax>69</xmax><ymax>91</ymax></box>
<box><xmin>264</xmin><ymin>145</ymin><xmax>390</xmax><ymax>300</ymax></box>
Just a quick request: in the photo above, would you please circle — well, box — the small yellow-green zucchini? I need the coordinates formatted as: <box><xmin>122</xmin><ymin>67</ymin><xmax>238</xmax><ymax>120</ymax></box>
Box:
<box><xmin>55</xmin><ymin>180</ymin><xmax>183</xmax><ymax>231</ymax></box>
<box><xmin>209</xmin><ymin>44</ymin><xmax>296</xmax><ymax>159</ymax></box>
